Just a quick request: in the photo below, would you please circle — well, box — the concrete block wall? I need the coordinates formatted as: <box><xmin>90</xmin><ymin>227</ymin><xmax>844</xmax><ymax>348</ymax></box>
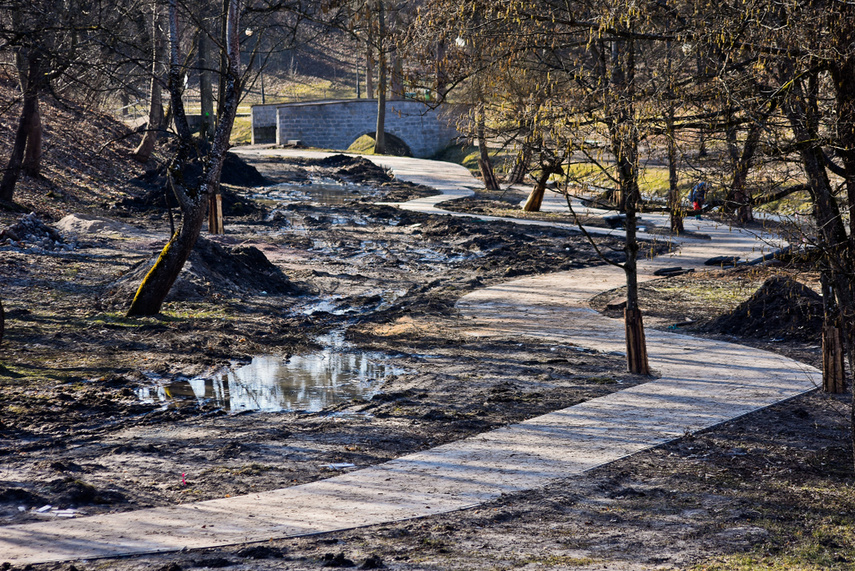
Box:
<box><xmin>251</xmin><ymin>105</ymin><xmax>279</xmax><ymax>145</ymax></box>
<box><xmin>251</xmin><ymin>99</ymin><xmax>465</xmax><ymax>157</ymax></box>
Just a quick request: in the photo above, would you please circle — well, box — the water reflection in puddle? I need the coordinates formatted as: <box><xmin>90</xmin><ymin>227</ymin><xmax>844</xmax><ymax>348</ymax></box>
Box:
<box><xmin>138</xmin><ymin>333</ymin><xmax>405</xmax><ymax>413</ymax></box>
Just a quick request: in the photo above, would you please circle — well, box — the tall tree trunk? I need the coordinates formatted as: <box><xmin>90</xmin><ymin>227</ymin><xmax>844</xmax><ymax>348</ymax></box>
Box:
<box><xmin>199</xmin><ymin>30</ymin><xmax>215</xmax><ymax>140</ymax></box>
<box><xmin>726</xmin><ymin>100</ymin><xmax>777</xmax><ymax>223</ymax></box>
<box><xmin>366</xmin><ymin>48</ymin><xmax>375</xmax><ymax>99</ymax></box>
<box><xmin>22</xmin><ymin>96</ymin><xmax>42</xmax><ymax>177</ymax></box>
<box><xmin>523</xmin><ymin>169</ymin><xmax>550</xmax><ymax>212</ymax></box>
<box><xmin>610</xmin><ymin>35</ymin><xmax>649</xmax><ymax>375</ymax></box>
<box><xmin>434</xmin><ymin>40</ymin><xmax>448</xmax><ymax>100</ymax></box>
<box><xmin>821</xmin><ymin>269</ymin><xmax>846</xmax><ymax>393</ymax></box>
<box><xmin>786</xmin><ymin>82</ymin><xmax>854</xmax><ymax>411</ymax></box>
<box><xmin>390</xmin><ymin>50</ymin><xmax>404</xmax><ymax>100</ymax></box>
<box><xmin>623</xmin><ymin>190</ymin><xmax>649</xmax><ymax>375</ymax></box>
<box><xmin>373</xmin><ymin>0</ymin><xmax>387</xmax><ymax>155</ymax></box>
<box><xmin>508</xmin><ymin>127</ymin><xmax>533</xmax><ymax>185</ymax></box>
<box><xmin>0</xmin><ymin>53</ymin><xmax>41</xmax><ymax>203</ymax></box>
<box><xmin>133</xmin><ymin>4</ymin><xmax>164</xmax><ymax>163</ymax></box>
<box><xmin>829</xmin><ymin>43</ymin><xmax>855</xmax><ymax>469</ymax></box>
<box><xmin>665</xmin><ymin>41</ymin><xmax>683</xmax><ymax>233</ymax></box>
<box><xmin>128</xmin><ymin>0</ymin><xmax>241</xmax><ymax>316</ymax></box>
<box><xmin>666</xmin><ymin>116</ymin><xmax>683</xmax><ymax>233</ymax></box>
<box><xmin>476</xmin><ymin>102</ymin><xmax>499</xmax><ymax>190</ymax></box>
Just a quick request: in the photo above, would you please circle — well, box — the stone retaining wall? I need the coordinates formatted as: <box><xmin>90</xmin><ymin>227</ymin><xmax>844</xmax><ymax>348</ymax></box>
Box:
<box><xmin>251</xmin><ymin>99</ymin><xmax>465</xmax><ymax>158</ymax></box>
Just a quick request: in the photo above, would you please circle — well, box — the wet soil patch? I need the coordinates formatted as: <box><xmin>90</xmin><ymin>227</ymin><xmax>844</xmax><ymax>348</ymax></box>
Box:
<box><xmin>247</xmin><ymin>154</ymin><xmax>437</xmax><ymax>203</ymax></box>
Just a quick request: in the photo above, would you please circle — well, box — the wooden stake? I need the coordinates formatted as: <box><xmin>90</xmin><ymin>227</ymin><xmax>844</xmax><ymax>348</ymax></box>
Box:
<box><xmin>822</xmin><ymin>322</ymin><xmax>846</xmax><ymax>393</ymax></box>
<box><xmin>208</xmin><ymin>193</ymin><xmax>224</xmax><ymax>234</ymax></box>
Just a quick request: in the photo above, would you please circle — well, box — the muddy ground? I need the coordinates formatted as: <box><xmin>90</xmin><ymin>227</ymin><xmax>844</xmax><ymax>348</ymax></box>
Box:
<box><xmin>1</xmin><ymin>148</ymin><xmax>853</xmax><ymax>571</ymax></box>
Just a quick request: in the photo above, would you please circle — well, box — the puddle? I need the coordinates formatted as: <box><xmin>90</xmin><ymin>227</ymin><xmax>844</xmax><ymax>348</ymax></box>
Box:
<box><xmin>137</xmin><ymin>332</ymin><xmax>406</xmax><ymax>413</ymax></box>
<box><xmin>294</xmin><ymin>289</ymin><xmax>407</xmax><ymax>317</ymax></box>
<box><xmin>254</xmin><ymin>181</ymin><xmax>379</xmax><ymax>206</ymax></box>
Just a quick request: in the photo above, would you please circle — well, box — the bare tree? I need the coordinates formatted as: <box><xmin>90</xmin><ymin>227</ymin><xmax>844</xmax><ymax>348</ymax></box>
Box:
<box><xmin>127</xmin><ymin>0</ymin><xmax>243</xmax><ymax>316</ymax></box>
<box><xmin>411</xmin><ymin>0</ymin><xmax>661</xmax><ymax>373</ymax></box>
<box><xmin>133</xmin><ymin>1</ymin><xmax>166</xmax><ymax>163</ymax></box>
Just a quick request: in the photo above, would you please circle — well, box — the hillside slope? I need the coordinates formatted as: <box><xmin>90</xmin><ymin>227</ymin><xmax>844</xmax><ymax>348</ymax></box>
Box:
<box><xmin>0</xmin><ymin>75</ymin><xmax>150</xmax><ymax>221</ymax></box>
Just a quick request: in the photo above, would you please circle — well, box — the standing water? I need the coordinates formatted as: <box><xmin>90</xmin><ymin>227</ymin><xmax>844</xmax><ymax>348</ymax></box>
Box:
<box><xmin>138</xmin><ymin>332</ymin><xmax>405</xmax><ymax>413</ymax></box>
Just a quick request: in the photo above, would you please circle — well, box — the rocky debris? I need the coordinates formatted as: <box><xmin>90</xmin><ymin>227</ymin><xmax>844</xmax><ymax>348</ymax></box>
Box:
<box><xmin>654</xmin><ymin>266</ymin><xmax>693</xmax><ymax>277</ymax></box>
<box><xmin>704</xmin><ymin>275</ymin><xmax>823</xmax><ymax>341</ymax></box>
<box><xmin>360</xmin><ymin>555</ymin><xmax>384</xmax><ymax>569</ymax></box>
<box><xmin>0</xmin><ymin>213</ymin><xmax>74</xmax><ymax>251</ymax></box>
<box><xmin>322</xmin><ymin>552</ymin><xmax>356</xmax><ymax>567</ymax></box>
<box><xmin>705</xmin><ymin>255</ymin><xmax>742</xmax><ymax>267</ymax></box>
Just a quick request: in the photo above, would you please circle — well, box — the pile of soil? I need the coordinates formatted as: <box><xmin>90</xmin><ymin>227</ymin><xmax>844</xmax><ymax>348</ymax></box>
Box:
<box><xmin>108</xmin><ymin>236</ymin><xmax>304</xmax><ymax>306</ymax></box>
<box><xmin>121</xmin><ymin>151</ymin><xmax>268</xmax><ymax>218</ymax></box>
<box><xmin>317</xmin><ymin>154</ymin><xmax>396</xmax><ymax>185</ymax></box>
<box><xmin>704</xmin><ymin>275</ymin><xmax>823</xmax><ymax>341</ymax></box>
<box><xmin>119</xmin><ymin>183</ymin><xmax>265</xmax><ymax>219</ymax></box>
<box><xmin>221</xmin><ymin>152</ymin><xmax>270</xmax><ymax>187</ymax></box>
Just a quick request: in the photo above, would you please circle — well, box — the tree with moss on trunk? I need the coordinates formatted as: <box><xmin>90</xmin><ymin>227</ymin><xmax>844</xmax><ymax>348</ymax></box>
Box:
<box><xmin>127</xmin><ymin>0</ymin><xmax>243</xmax><ymax>316</ymax></box>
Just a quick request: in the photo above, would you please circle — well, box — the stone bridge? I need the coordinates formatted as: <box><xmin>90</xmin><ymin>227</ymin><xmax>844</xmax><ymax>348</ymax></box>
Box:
<box><xmin>250</xmin><ymin>99</ymin><xmax>465</xmax><ymax>158</ymax></box>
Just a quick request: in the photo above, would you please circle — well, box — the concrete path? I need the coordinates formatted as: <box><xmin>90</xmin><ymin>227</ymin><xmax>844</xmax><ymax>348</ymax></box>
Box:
<box><xmin>0</xmin><ymin>151</ymin><xmax>819</xmax><ymax>565</ymax></box>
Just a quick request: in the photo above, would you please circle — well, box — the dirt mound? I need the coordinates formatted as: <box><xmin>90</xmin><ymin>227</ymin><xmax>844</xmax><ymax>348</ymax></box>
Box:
<box><xmin>316</xmin><ymin>154</ymin><xmax>395</xmax><ymax>185</ymax></box>
<box><xmin>220</xmin><ymin>152</ymin><xmax>269</xmax><ymax>187</ymax></box>
<box><xmin>42</xmin><ymin>477</ymin><xmax>124</xmax><ymax>506</ymax></box>
<box><xmin>120</xmin><ymin>182</ymin><xmax>264</xmax><ymax>219</ymax></box>
<box><xmin>55</xmin><ymin>213</ymin><xmax>141</xmax><ymax>236</ymax></box>
<box><xmin>109</xmin><ymin>237</ymin><xmax>303</xmax><ymax>306</ymax></box>
<box><xmin>704</xmin><ymin>275</ymin><xmax>823</xmax><ymax>341</ymax></box>
<box><xmin>120</xmin><ymin>149</ymin><xmax>268</xmax><ymax>217</ymax></box>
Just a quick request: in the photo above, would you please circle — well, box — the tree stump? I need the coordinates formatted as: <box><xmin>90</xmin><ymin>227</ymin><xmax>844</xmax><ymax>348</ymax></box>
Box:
<box><xmin>208</xmin><ymin>193</ymin><xmax>224</xmax><ymax>234</ymax></box>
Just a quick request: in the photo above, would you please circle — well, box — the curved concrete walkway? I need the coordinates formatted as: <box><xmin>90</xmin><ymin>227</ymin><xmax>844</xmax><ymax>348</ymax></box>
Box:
<box><xmin>0</xmin><ymin>151</ymin><xmax>819</xmax><ymax>565</ymax></box>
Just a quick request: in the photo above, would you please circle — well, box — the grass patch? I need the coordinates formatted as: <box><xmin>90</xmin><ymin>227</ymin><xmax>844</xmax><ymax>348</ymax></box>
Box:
<box><xmin>346</xmin><ymin>133</ymin><xmax>413</xmax><ymax>157</ymax></box>
<box><xmin>647</xmin><ymin>280</ymin><xmax>759</xmax><ymax>309</ymax></box>
<box><xmin>431</xmin><ymin>144</ymin><xmax>483</xmax><ymax>172</ymax></box>
<box><xmin>230</xmin><ymin>115</ymin><xmax>253</xmax><ymax>145</ymax></box>
<box><xmin>431</xmin><ymin>143</ymin><xmax>513</xmax><ymax>175</ymax></box>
